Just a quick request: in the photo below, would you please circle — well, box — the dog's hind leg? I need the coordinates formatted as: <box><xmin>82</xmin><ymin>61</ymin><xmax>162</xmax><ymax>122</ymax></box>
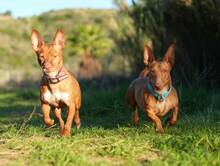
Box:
<box><xmin>128</xmin><ymin>96</ymin><xmax>139</xmax><ymax>126</ymax></box>
<box><xmin>126</xmin><ymin>85</ymin><xmax>139</xmax><ymax>126</ymax></box>
<box><xmin>133</xmin><ymin>107</ymin><xmax>139</xmax><ymax>126</ymax></box>
<box><xmin>54</xmin><ymin>108</ymin><xmax>64</xmax><ymax>134</ymax></box>
<box><xmin>74</xmin><ymin>109</ymin><xmax>81</xmax><ymax>129</ymax></box>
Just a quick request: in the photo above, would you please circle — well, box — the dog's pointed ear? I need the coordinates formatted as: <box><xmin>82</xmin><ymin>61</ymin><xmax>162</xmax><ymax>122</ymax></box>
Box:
<box><xmin>143</xmin><ymin>44</ymin><xmax>155</xmax><ymax>65</ymax></box>
<box><xmin>163</xmin><ymin>43</ymin><xmax>176</xmax><ymax>66</ymax></box>
<box><xmin>53</xmin><ymin>29</ymin><xmax>65</xmax><ymax>49</ymax></box>
<box><xmin>31</xmin><ymin>29</ymin><xmax>43</xmax><ymax>52</ymax></box>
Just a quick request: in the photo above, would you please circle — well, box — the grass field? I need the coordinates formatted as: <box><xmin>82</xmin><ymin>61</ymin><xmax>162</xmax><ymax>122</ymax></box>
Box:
<box><xmin>0</xmin><ymin>83</ymin><xmax>220</xmax><ymax>166</ymax></box>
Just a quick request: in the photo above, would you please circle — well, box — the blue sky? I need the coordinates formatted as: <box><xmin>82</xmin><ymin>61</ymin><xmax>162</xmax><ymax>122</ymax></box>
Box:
<box><xmin>0</xmin><ymin>0</ymin><xmax>133</xmax><ymax>17</ymax></box>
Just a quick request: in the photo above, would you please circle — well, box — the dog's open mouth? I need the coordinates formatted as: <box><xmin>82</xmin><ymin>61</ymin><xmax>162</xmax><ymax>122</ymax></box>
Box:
<box><xmin>154</xmin><ymin>84</ymin><xmax>163</xmax><ymax>90</ymax></box>
<box><xmin>150</xmin><ymin>79</ymin><xmax>165</xmax><ymax>90</ymax></box>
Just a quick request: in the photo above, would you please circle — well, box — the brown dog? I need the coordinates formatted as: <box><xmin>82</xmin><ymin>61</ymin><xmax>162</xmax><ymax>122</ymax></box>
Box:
<box><xmin>127</xmin><ymin>44</ymin><xmax>179</xmax><ymax>133</ymax></box>
<box><xmin>31</xmin><ymin>29</ymin><xmax>81</xmax><ymax>137</ymax></box>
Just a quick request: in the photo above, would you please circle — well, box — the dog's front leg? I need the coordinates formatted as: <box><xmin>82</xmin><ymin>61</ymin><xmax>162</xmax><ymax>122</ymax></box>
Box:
<box><xmin>62</xmin><ymin>104</ymin><xmax>76</xmax><ymax>137</ymax></box>
<box><xmin>167</xmin><ymin>105</ymin><xmax>179</xmax><ymax>126</ymax></box>
<box><xmin>42</xmin><ymin>103</ymin><xmax>54</xmax><ymax>127</ymax></box>
<box><xmin>54</xmin><ymin>108</ymin><xmax>64</xmax><ymax>134</ymax></box>
<box><xmin>147</xmin><ymin>109</ymin><xmax>164</xmax><ymax>133</ymax></box>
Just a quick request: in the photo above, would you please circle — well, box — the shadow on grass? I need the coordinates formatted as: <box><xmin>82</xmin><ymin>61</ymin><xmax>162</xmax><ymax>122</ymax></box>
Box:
<box><xmin>0</xmin><ymin>82</ymin><xmax>132</xmax><ymax>132</ymax></box>
<box><xmin>0</xmin><ymin>77</ymin><xmax>220</xmax><ymax>135</ymax></box>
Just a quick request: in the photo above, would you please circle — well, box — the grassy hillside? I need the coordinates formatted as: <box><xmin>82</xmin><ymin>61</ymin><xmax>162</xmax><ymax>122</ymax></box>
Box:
<box><xmin>0</xmin><ymin>9</ymin><xmax>122</xmax><ymax>86</ymax></box>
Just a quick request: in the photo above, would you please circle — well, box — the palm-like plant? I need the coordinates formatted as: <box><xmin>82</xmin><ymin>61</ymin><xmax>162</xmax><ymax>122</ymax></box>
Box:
<box><xmin>69</xmin><ymin>25</ymin><xmax>113</xmax><ymax>58</ymax></box>
<box><xmin>68</xmin><ymin>25</ymin><xmax>113</xmax><ymax>79</ymax></box>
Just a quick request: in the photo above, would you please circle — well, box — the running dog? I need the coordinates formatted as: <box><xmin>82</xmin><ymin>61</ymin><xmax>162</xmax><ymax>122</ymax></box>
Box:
<box><xmin>127</xmin><ymin>44</ymin><xmax>179</xmax><ymax>133</ymax></box>
<box><xmin>31</xmin><ymin>29</ymin><xmax>81</xmax><ymax>136</ymax></box>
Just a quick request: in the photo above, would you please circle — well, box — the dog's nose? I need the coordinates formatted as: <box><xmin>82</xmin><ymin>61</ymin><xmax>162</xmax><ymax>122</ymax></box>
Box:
<box><xmin>155</xmin><ymin>79</ymin><xmax>162</xmax><ymax>86</ymax></box>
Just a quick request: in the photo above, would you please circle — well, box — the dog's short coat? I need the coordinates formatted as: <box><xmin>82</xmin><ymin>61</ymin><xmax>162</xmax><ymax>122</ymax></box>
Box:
<box><xmin>31</xmin><ymin>29</ymin><xmax>81</xmax><ymax>137</ymax></box>
<box><xmin>127</xmin><ymin>44</ymin><xmax>179</xmax><ymax>133</ymax></box>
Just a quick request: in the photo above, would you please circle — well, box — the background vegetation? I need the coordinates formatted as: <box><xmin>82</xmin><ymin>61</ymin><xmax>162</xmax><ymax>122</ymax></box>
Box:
<box><xmin>0</xmin><ymin>9</ymin><xmax>130</xmax><ymax>86</ymax></box>
<box><xmin>0</xmin><ymin>0</ymin><xmax>219</xmax><ymax>87</ymax></box>
<box><xmin>118</xmin><ymin>0</ymin><xmax>220</xmax><ymax>87</ymax></box>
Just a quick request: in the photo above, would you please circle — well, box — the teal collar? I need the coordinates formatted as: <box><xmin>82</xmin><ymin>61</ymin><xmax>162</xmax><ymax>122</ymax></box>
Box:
<box><xmin>146</xmin><ymin>81</ymin><xmax>172</xmax><ymax>101</ymax></box>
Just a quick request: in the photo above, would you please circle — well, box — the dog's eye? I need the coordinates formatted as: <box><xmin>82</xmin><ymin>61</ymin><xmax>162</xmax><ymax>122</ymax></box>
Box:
<box><xmin>150</xmin><ymin>70</ymin><xmax>155</xmax><ymax>75</ymax></box>
<box><xmin>38</xmin><ymin>54</ymin><xmax>44</xmax><ymax>61</ymax></box>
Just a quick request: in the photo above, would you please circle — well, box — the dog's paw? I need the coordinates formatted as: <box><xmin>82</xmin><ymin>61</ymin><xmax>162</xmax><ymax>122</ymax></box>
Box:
<box><xmin>61</xmin><ymin>132</ymin><xmax>71</xmax><ymax>137</ymax></box>
<box><xmin>76</xmin><ymin>123</ymin><xmax>81</xmax><ymax>129</ymax></box>
<box><xmin>61</xmin><ymin>128</ymin><xmax>71</xmax><ymax>137</ymax></box>
<box><xmin>133</xmin><ymin>119</ymin><xmax>139</xmax><ymax>126</ymax></box>
<box><xmin>44</xmin><ymin>119</ymin><xmax>55</xmax><ymax>128</ymax></box>
<box><xmin>156</xmin><ymin>127</ymin><xmax>164</xmax><ymax>134</ymax></box>
<box><xmin>133</xmin><ymin>122</ymin><xmax>139</xmax><ymax>126</ymax></box>
<box><xmin>166</xmin><ymin>119</ymin><xmax>176</xmax><ymax>126</ymax></box>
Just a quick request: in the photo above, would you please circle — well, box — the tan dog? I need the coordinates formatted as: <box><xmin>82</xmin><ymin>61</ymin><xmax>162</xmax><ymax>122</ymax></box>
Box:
<box><xmin>31</xmin><ymin>29</ymin><xmax>81</xmax><ymax>137</ymax></box>
<box><xmin>127</xmin><ymin>44</ymin><xmax>179</xmax><ymax>133</ymax></box>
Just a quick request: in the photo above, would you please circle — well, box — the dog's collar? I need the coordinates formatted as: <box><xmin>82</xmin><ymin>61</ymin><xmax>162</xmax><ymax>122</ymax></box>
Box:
<box><xmin>146</xmin><ymin>79</ymin><xmax>172</xmax><ymax>102</ymax></box>
<box><xmin>44</xmin><ymin>66</ymin><xmax>69</xmax><ymax>84</ymax></box>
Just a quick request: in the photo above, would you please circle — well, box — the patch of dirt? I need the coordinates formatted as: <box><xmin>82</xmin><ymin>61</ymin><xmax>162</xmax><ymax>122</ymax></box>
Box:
<box><xmin>0</xmin><ymin>150</ymin><xmax>19</xmax><ymax>166</ymax></box>
<box><xmin>136</xmin><ymin>149</ymin><xmax>160</xmax><ymax>163</ymax></box>
<box><xmin>90</xmin><ymin>156</ymin><xmax>124</xmax><ymax>166</ymax></box>
<box><xmin>0</xmin><ymin>149</ymin><xmax>27</xmax><ymax>166</ymax></box>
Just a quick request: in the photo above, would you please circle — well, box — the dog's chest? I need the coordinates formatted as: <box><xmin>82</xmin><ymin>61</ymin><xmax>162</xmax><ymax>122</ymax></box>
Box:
<box><xmin>155</xmin><ymin>100</ymin><xmax>170</xmax><ymax>115</ymax></box>
<box><xmin>42</xmin><ymin>90</ymin><xmax>70</xmax><ymax>106</ymax></box>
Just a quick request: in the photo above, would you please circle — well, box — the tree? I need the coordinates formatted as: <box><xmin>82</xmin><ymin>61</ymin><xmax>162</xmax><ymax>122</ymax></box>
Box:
<box><xmin>2</xmin><ymin>10</ymin><xmax>11</xmax><ymax>16</ymax></box>
<box><xmin>68</xmin><ymin>25</ymin><xmax>113</xmax><ymax>79</ymax></box>
<box><xmin>69</xmin><ymin>25</ymin><xmax>113</xmax><ymax>58</ymax></box>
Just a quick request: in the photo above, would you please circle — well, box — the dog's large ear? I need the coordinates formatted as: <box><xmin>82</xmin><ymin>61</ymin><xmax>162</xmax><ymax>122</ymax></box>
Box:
<box><xmin>53</xmin><ymin>29</ymin><xmax>65</xmax><ymax>49</ymax></box>
<box><xmin>143</xmin><ymin>44</ymin><xmax>155</xmax><ymax>65</ymax></box>
<box><xmin>31</xmin><ymin>29</ymin><xmax>43</xmax><ymax>52</ymax></box>
<box><xmin>163</xmin><ymin>43</ymin><xmax>176</xmax><ymax>66</ymax></box>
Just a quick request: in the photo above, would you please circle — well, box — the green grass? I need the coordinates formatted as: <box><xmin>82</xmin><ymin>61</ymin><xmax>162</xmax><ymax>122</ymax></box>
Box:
<box><xmin>0</xmin><ymin>84</ymin><xmax>220</xmax><ymax>166</ymax></box>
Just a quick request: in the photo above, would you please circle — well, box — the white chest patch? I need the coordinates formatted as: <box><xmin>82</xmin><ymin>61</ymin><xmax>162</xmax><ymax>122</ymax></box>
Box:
<box><xmin>43</xmin><ymin>91</ymin><xmax>70</xmax><ymax>106</ymax></box>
